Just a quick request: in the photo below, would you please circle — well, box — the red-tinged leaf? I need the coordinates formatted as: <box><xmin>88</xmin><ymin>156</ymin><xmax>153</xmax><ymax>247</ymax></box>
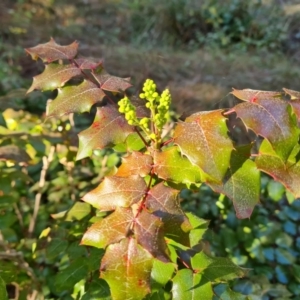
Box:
<box><xmin>172</xmin><ymin>269</ymin><xmax>213</xmax><ymax>300</ymax></box>
<box><xmin>191</xmin><ymin>251</ymin><xmax>246</xmax><ymax>282</ymax></box>
<box><xmin>93</xmin><ymin>72</ymin><xmax>132</xmax><ymax>93</ymax></box>
<box><xmin>115</xmin><ymin>151</ymin><xmax>153</xmax><ymax>177</ymax></box>
<box><xmin>135</xmin><ymin>210</ymin><xmax>170</xmax><ymax>262</ymax></box>
<box><xmin>153</xmin><ymin>146</ymin><xmax>204</xmax><ymax>185</ymax></box>
<box><xmin>25</xmin><ymin>38</ymin><xmax>78</xmax><ymax>62</ymax></box>
<box><xmin>27</xmin><ymin>64</ymin><xmax>81</xmax><ymax>93</ymax></box>
<box><xmin>75</xmin><ymin>58</ymin><xmax>102</xmax><ymax>70</ymax></box>
<box><xmin>208</xmin><ymin>146</ymin><xmax>260</xmax><ymax>219</ymax></box>
<box><xmin>256</xmin><ymin>139</ymin><xmax>300</xmax><ymax>197</ymax></box>
<box><xmin>289</xmin><ymin>100</ymin><xmax>300</xmax><ymax>123</ymax></box>
<box><xmin>174</xmin><ymin>110</ymin><xmax>233</xmax><ymax>183</ymax></box>
<box><xmin>77</xmin><ymin>104</ymin><xmax>134</xmax><ymax>160</ymax></box>
<box><xmin>234</xmin><ymin>99</ymin><xmax>300</xmax><ymax>161</ymax></box>
<box><xmin>81</xmin><ymin>207</ymin><xmax>133</xmax><ymax>248</ymax></box>
<box><xmin>231</xmin><ymin>88</ymin><xmax>282</xmax><ymax>102</ymax></box>
<box><xmin>0</xmin><ymin>145</ymin><xmax>31</xmax><ymax>164</ymax></box>
<box><xmin>283</xmin><ymin>88</ymin><xmax>300</xmax><ymax>100</ymax></box>
<box><xmin>82</xmin><ymin>175</ymin><xmax>147</xmax><ymax>211</ymax></box>
<box><xmin>100</xmin><ymin>238</ymin><xmax>153</xmax><ymax>300</ymax></box>
<box><xmin>47</xmin><ymin>80</ymin><xmax>105</xmax><ymax>118</ymax></box>
<box><xmin>145</xmin><ymin>183</ymin><xmax>192</xmax><ymax>245</ymax></box>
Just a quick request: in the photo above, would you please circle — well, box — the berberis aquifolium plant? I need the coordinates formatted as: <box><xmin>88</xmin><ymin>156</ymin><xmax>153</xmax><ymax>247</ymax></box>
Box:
<box><xmin>25</xmin><ymin>39</ymin><xmax>300</xmax><ymax>299</ymax></box>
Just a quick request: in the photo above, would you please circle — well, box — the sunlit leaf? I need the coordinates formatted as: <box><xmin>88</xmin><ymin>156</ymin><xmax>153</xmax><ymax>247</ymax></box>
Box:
<box><xmin>231</xmin><ymin>88</ymin><xmax>282</xmax><ymax>102</ymax></box>
<box><xmin>82</xmin><ymin>175</ymin><xmax>146</xmax><ymax>210</ymax></box>
<box><xmin>27</xmin><ymin>64</ymin><xmax>81</xmax><ymax>93</ymax></box>
<box><xmin>135</xmin><ymin>210</ymin><xmax>170</xmax><ymax>262</ymax></box>
<box><xmin>154</xmin><ymin>146</ymin><xmax>203</xmax><ymax>185</ymax></box>
<box><xmin>145</xmin><ymin>183</ymin><xmax>192</xmax><ymax>245</ymax></box>
<box><xmin>51</xmin><ymin>202</ymin><xmax>91</xmax><ymax>221</ymax></box>
<box><xmin>116</xmin><ymin>151</ymin><xmax>153</xmax><ymax>177</ymax></box>
<box><xmin>233</xmin><ymin>98</ymin><xmax>299</xmax><ymax>161</ymax></box>
<box><xmin>172</xmin><ymin>269</ymin><xmax>213</xmax><ymax>300</ymax></box>
<box><xmin>101</xmin><ymin>238</ymin><xmax>153</xmax><ymax>300</ymax></box>
<box><xmin>77</xmin><ymin>104</ymin><xmax>134</xmax><ymax>160</ymax></box>
<box><xmin>75</xmin><ymin>58</ymin><xmax>102</xmax><ymax>70</ymax></box>
<box><xmin>289</xmin><ymin>100</ymin><xmax>300</xmax><ymax>123</ymax></box>
<box><xmin>25</xmin><ymin>38</ymin><xmax>78</xmax><ymax>62</ymax></box>
<box><xmin>174</xmin><ymin>110</ymin><xmax>233</xmax><ymax>183</ymax></box>
<box><xmin>208</xmin><ymin>145</ymin><xmax>260</xmax><ymax>219</ymax></box>
<box><xmin>186</xmin><ymin>213</ymin><xmax>209</xmax><ymax>247</ymax></box>
<box><xmin>151</xmin><ymin>259</ymin><xmax>175</xmax><ymax>291</ymax></box>
<box><xmin>0</xmin><ymin>145</ymin><xmax>31</xmax><ymax>163</ymax></box>
<box><xmin>81</xmin><ymin>207</ymin><xmax>133</xmax><ymax>248</ymax></box>
<box><xmin>47</xmin><ymin>80</ymin><xmax>105</xmax><ymax>118</ymax></box>
<box><xmin>93</xmin><ymin>72</ymin><xmax>132</xmax><ymax>93</ymax></box>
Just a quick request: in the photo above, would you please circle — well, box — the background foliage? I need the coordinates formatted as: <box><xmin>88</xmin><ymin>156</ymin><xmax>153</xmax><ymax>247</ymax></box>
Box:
<box><xmin>1</xmin><ymin>0</ymin><xmax>300</xmax><ymax>299</ymax></box>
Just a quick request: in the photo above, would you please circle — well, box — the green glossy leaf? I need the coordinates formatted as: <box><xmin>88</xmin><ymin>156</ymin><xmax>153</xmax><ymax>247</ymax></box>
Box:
<box><xmin>100</xmin><ymin>238</ymin><xmax>153</xmax><ymax>300</ymax></box>
<box><xmin>213</xmin><ymin>284</ymin><xmax>250</xmax><ymax>300</ymax></box>
<box><xmin>135</xmin><ymin>210</ymin><xmax>170</xmax><ymax>262</ymax></box>
<box><xmin>151</xmin><ymin>259</ymin><xmax>175</xmax><ymax>291</ymax></box>
<box><xmin>25</xmin><ymin>38</ymin><xmax>79</xmax><ymax>62</ymax></box>
<box><xmin>54</xmin><ymin>258</ymin><xmax>89</xmax><ymax>292</ymax></box>
<box><xmin>186</xmin><ymin>212</ymin><xmax>209</xmax><ymax>247</ymax></box>
<box><xmin>234</xmin><ymin>98</ymin><xmax>299</xmax><ymax>161</ymax></box>
<box><xmin>52</xmin><ymin>202</ymin><xmax>91</xmax><ymax>221</ymax></box>
<box><xmin>174</xmin><ymin>110</ymin><xmax>233</xmax><ymax>182</ymax></box>
<box><xmin>77</xmin><ymin>104</ymin><xmax>134</xmax><ymax>160</ymax></box>
<box><xmin>27</xmin><ymin>64</ymin><xmax>81</xmax><ymax>93</ymax></box>
<box><xmin>92</xmin><ymin>72</ymin><xmax>131</xmax><ymax>93</ymax></box>
<box><xmin>256</xmin><ymin>139</ymin><xmax>300</xmax><ymax>197</ymax></box>
<box><xmin>0</xmin><ymin>145</ymin><xmax>31</xmax><ymax>163</ymax></box>
<box><xmin>172</xmin><ymin>269</ymin><xmax>213</xmax><ymax>300</ymax></box>
<box><xmin>0</xmin><ymin>276</ymin><xmax>8</xmax><ymax>300</ymax></box>
<box><xmin>231</xmin><ymin>88</ymin><xmax>282</xmax><ymax>102</ymax></box>
<box><xmin>116</xmin><ymin>151</ymin><xmax>153</xmax><ymax>177</ymax></box>
<box><xmin>47</xmin><ymin>80</ymin><xmax>105</xmax><ymax>118</ymax></box>
<box><xmin>81</xmin><ymin>278</ymin><xmax>111</xmax><ymax>300</ymax></box>
<box><xmin>145</xmin><ymin>183</ymin><xmax>192</xmax><ymax>245</ymax></box>
<box><xmin>209</xmin><ymin>145</ymin><xmax>260</xmax><ymax>219</ymax></box>
<box><xmin>191</xmin><ymin>251</ymin><xmax>246</xmax><ymax>282</ymax></box>
<box><xmin>82</xmin><ymin>175</ymin><xmax>146</xmax><ymax>210</ymax></box>
<box><xmin>81</xmin><ymin>207</ymin><xmax>133</xmax><ymax>248</ymax></box>
<box><xmin>154</xmin><ymin>146</ymin><xmax>204</xmax><ymax>185</ymax></box>
<box><xmin>46</xmin><ymin>238</ymin><xmax>68</xmax><ymax>260</ymax></box>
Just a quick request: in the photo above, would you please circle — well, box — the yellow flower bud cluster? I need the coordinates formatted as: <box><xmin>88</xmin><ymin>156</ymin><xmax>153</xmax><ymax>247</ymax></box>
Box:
<box><xmin>118</xmin><ymin>96</ymin><xmax>137</xmax><ymax>126</ymax></box>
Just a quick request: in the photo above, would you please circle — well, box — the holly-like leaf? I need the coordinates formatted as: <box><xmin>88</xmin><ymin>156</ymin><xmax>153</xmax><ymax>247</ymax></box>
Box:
<box><xmin>77</xmin><ymin>104</ymin><xmax>134</xmax><ymax>160</ymax></box>
<box><xmin>172</xmin><ymin>269</ymin><xmax>213</xmax><ymax>300</ymax></box>
<box><xmin>191</xmin><ymin>251</ymin><xmax>246</xmax><ymax>282</ymax></box>
<box><xmin>231</xmin><ymin>88</ymin><xmax>282</xmax><ymax>102</ymax></box>
<box><xmin>153</xmin><ymin>146</ymin><xmax>203</xmax><ymax>185</ymax></box>
<box><xmin>27</xmin><ymin>64</ymin><xmax>81</xmax><ymax>93</ymax></box>
<box><xmin>82</xmin><ymin>175</ymin><xmax>147</xmax><ymax>211</ymax></box>
<box><xmin>93</xmin><ymin>72</ymin><xmax>132</xmax><ymax>93</ymax></box>
<box><xmin>135</xmin><ymin>210</ymin><xmax>170</xmax><ymax>262</ymax></box>
<box><xmin>208</xmin><ymin>145</ymin><xmax>260</xmax><ymax>219</ymax></box>
<box><xmin>256</xmin><ymin>139</ymin><xmax>300</xmax><ymax>197</ymax></box>
<box><xmin>187</xmin><ymin>213</ymin><xmax>209</xmax><ymax>247</ymax></box>
<box><xmin>174</xmin><ymin>110</ymin><xmax>233</xmax><ymax>183</ymax></box>
<box><xmin>233</xmin><ymin>98</ymin><xmax>299</xmax><ymax>161</ymax></box>
<box><xmin>289</xmin><ymin>100</ymin><xmax>300</xmax><ymax>123</ymax></box>
<box><xmin>47</xmin><ymin>80</ymin><xmax>105</xmax><ymax>118</ymax></box>
<box><xmin>25</xmin><ymin>38</ymin><xmax>78</xmax><ymax>62</ymax></box>
<box><xmin>81</xmin><ymin>207</ymin><xmax>133</xmax><ymax>248</ymax></box>
<box><xmin>115</xmin><ymin>151</ymin><xmax>153</xmax><ymax>177</ymax></box>
<box><xmin>151</xmin><ymin>259</ymin><xmax>175</xmax><ymax>292</ymax></box>
<box><xmin>75</xmin><ymin>58</ymin><xmax>102</xmax><ymax>70</ymax></box>
<box><xmin>0</xmin><ymin>145</ymin><xmax>31</xmax><ymax>164</ymax></box>
<box><xmin>283</xmin><ymin>88</ymin><xmax>300</xmax><ymax>100</ymax></box>
<box><xmin>51</xmin><ymin>202</ymin><xmax>91</xmax><ymax>221</ymax></box>
<box><xmin>100</xmin><ymin>238</ymin><xmax>153</xmax><ymax>300</ymax></box>
<box><xmin>145</xmin><ymin>183</ymin><xmax>192</xmax><ymax>245</ymax></box>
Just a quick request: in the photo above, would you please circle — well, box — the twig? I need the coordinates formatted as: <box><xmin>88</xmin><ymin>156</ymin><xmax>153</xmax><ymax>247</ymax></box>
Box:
<box><xmin>28</xmin><ymin>146</ymin><xmax>55</xmax><ymax>237</ymax></box>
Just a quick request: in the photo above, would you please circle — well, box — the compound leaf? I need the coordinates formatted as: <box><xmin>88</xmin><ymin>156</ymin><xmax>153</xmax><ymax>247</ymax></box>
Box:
<box><xmin>81</xmin><ymin>207</ymin><xmax>133</xmax><ymax>248</ymax></box>
<box><xmin>233</xmin><ymin>98</ymin><xmax>299</xmax><ymax>161</ymax></box>
<box><xmin>145</xmin><ymin>183</ymin><xmax>192</xmax><ymax>245</ymax></box>
<box><xmin>172</xmin><ymin>269</ymin><xmax>213</xmax><ymax>300</ymax></box>
<box><xmin>93</xmin><ymin>72</ymin><xmax>132</xmax><ymax>93</ymax></box>
<box><xmin>100</xmin><ymin>238</ymin><xmax>153</xmax><ymax>300</ymax></box>
<box><xmin>208</xmin><ymin>145</ymin><xmax>260</xmax><ymax>219</ymax></box>
<box><xmin>27</xmin><ymin>64</ymin><xmax>81</xmax><ymax>93</ymax></box>
<box><xmin>153</xmin><ymin>146</ymin><xmax>203</xmax><ymax>185</ymax></box>
<box><xmin>77</xmin><ymin>104</ymin><xmax>134</xmax><ymax>160</ymax></box>
<box><xmin>47</xmin><ymin>80</ymin><xmax>105</xmax><ymax>118</ymax></box>
<box><xmin>135</xmin><ymin>210</ymin><xmax>170</xmax><ymax>262</ymax></box>
<box><xmin>82</xmin><ymin>175</ymin><xmax>146</xmax><ymax>211</ymax></box>
<box><xmin>25</xmin><ymin>38</ymin><xmax>78</xmax><ymax>62</ymax></box>
<box><xmin>116</xmin><ymin>151</ymin><xmax>153</xmax><ymax>177</ymax></box>
<box><xmin>174</xmin><ymin>110</ymin><xmax>233</xmax><ymax>183</ymax></box>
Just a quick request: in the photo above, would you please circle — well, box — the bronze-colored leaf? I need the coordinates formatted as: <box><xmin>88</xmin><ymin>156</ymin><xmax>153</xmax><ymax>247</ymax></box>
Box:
<box><xmin>231</xmin><ymin>88</ymin><xmax>282</xmax><ymax>102</ymax></box>
<box><xmin>93</xmin><ymin>72</ymin><xmax>132</xmax><ymax>93</ymax></box>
